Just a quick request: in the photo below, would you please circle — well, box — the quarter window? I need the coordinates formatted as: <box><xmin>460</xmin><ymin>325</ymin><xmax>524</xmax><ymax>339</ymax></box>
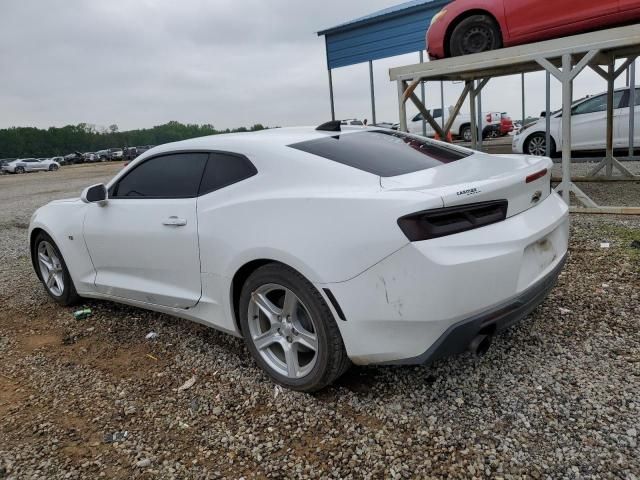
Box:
<box><xmin>112</xmin><ymin>153</ymin><xmax>208</xmax><ymax>198</ymax></box>
<box><xmin>199</xmin><ymin>153</ymin><xmax>257</xmax><ymax>196</ymax></box>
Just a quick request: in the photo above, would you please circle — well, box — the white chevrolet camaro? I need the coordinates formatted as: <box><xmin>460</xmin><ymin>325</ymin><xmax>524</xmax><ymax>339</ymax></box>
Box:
<box><xmin>29</xmin><ymin>124</ymin><xmax>569</xmax><ymax>391</ymax></box>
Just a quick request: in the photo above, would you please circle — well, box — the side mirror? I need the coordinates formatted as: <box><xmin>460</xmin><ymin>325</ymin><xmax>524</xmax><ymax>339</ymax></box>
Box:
<box><xmin>81</xmin><ymin>183</ymin><xmax>108</xmax><ymax>206</ymax></box>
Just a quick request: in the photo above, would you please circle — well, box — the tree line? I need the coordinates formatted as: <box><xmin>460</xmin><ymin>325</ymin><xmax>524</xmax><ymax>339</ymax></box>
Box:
<box><xmin>0</xmin><ymin>121</ymin><xmax>267</xmax><ymax>158</ymax></box>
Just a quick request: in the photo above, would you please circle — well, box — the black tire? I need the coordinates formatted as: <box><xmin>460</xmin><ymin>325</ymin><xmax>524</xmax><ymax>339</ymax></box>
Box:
<box><xmin>239</xmin><ymin>263</ymin><xmax>350</xmax><ymax>392</ymax></box>
<box><xmin>449</xmin><ymin>14</ymin><xmax>502</xmax><ymax>57</ymax></box>
<box><xmin>15</xmin><ymin>166</ymin><xmax>25</xmax><ymax>174</ymax></box>
<box><xmin>525</xmin><ymin>132</ymin><xmax>556</xmax><ymax>157</ymax></box>
<box><xmin>460</xmin><ymin>125</ymin><xmax>472</xmax><ymax>142</ymax></box>
<box><xmin>49</xmin><ymin>164</ymin><xmax>58</xmax><ymax>171</ymax></box>
<box><xmin>32</xmin><ymin>232</ymin><xmax>81</xmax><ymax>306</ymax></box>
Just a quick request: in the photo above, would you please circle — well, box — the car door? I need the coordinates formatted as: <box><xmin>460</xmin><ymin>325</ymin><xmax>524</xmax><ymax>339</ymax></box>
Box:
<box><xmin>619</xmin><ymin>0</ymin><xmax>640</xmax><ymax>12</ymax></box>
<box><xmin>83</xmin><ymin>152</ymin><xmax>208</xmax><ymax>309</ymax></box>
<box><xmin>616</xmin><ymin>88</ymin><xmax>640</xmax><ymax>148</ymax></box>
<box><xmin>570</xmin><ymin>91</ymin><xmax>625</xmax><ymax>150</ymax></box>
<box><xmin>25</xmin><ymin>159</ymin><xmax>40</xmax><ymax>171</ymax></box>
<box><xmin>504</xmin><ymin>0</ymin><xmax>617</xmax><ymax>41</ymax></box>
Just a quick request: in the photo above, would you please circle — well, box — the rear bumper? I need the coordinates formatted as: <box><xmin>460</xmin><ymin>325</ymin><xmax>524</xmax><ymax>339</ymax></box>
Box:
<box><xmin>384</xmin><ymin>253</ymin><xmax>566</xmax><ymax>365</ymax></box>
<box><xmin>325</xmin><ymin>192</ymin><xmax>569</xmax><ymax>365</ymax></box>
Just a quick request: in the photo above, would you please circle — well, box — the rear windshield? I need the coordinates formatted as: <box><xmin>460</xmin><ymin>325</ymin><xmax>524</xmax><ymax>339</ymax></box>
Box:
<box><xmin>288</xmin><ymin>130</ymin><xmax>470</xmax><ymax>177</ymax></box>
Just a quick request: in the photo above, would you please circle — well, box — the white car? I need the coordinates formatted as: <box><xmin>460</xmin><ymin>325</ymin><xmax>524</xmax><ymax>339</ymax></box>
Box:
<box><xmin>408</xmin><ymin>108</ymin><xmax>502</xmax><ymax>141</ymax></box>
<box><xmin>2</xmin><ymin>158</ymin><xmax>60</xmax><ymax>173</ymax></box>
<box><xmin>513</xmin><ymin>87</ymin><xmax>640</xmax><ymax>156</ymax></box>
<box><xmin>29</xmin><ymin>125</ymin><xmax>569</xmax><ymax>391</ymax></box>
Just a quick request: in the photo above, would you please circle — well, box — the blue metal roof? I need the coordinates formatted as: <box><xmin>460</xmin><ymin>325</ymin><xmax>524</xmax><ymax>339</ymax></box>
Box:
<box><xmin>318</xmin><ymin>0</ymin><xmax>450</xmax><ymax>69</ymax></box>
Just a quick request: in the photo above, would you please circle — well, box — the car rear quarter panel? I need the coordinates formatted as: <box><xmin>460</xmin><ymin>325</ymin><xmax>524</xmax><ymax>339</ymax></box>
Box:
<box><xmin>196</xmin><ymin>183</ymin><xmax>443</xmax><ymax>285</ymax></box>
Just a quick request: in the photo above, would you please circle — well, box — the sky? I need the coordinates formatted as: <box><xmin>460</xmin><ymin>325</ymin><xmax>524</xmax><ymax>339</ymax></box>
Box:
<box><xmin>0</xmin><ymin>0</ymin><xmax>635</xmax><ymax>131</ymax></box>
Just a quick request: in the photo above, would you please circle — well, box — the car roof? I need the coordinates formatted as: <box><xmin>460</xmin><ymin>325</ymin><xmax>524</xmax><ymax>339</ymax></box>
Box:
<box><xmin>146</xmin><ymin>126</ymin><xmax>369</xmax><ymax>157</ymax></box>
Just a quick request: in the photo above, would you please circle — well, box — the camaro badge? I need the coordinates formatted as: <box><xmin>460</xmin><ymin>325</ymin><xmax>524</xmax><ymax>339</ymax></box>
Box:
<box><xmin>457</xmin><ymin>187</ymin><xmax>480</xmax><ymax>197</ymax></box>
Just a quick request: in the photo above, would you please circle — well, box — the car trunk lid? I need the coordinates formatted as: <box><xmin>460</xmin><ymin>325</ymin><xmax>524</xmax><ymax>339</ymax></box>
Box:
<box><xmin>382</xmin><ymin>152</ymin><xmax>553</xmax><ymax>218</ymax></box>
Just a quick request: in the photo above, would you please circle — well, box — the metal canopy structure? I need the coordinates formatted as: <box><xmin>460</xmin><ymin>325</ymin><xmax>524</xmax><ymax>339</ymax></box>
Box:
<box><xmin>318</xmin><ymin>0</ymin><xmax>448</xmax><ymax>124</ymax></box>
<box><xmin>390</xmin><ymin>24</ymin><xmax>640</xmax><ymax>214</ymax></box>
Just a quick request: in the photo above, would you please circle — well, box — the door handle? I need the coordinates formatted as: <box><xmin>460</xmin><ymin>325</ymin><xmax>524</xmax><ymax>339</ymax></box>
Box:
<box><xmin>162</xmin><ymin>216</ymin><xmax>187</xmax><ymax>227</ymax></box>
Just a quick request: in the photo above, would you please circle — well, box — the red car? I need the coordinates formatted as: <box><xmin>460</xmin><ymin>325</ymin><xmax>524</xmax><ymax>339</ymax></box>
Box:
<box><xmin>499</xmin><ymin>113</ymin><xmax>513</xmax><ymax>136</ymax></box>
<box><xmin>427</xmin><ymin>0</ymin><xmax>640</xmax><ymax>59</ymax></box>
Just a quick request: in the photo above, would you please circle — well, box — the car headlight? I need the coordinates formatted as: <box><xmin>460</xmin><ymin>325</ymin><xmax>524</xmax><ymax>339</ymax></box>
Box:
<box><xmin>430</xmin><ymin>9</ymin><xmax>447</xmax><ymax>26</ymax></box>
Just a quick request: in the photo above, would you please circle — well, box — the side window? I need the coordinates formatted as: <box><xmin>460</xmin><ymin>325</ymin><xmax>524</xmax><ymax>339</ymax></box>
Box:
<box><xmin>432</xmin><ymin>108</ymin><xmax>443</xmax><ymax>119</ymax></box>
<box><xmin>112</xmin><ymin>152</ymin><xmax>208</xmax><ymax>198</ymax></box>
<box><xmin>572</xmin><ymin>91</ymin><xmax>625</xmax><ymax>115</ymax></box>
<box><xmin>199</xmin><ymin>153</ymin><xmax>257</xmax><ymax>196</ymax></box>
<box><xmin>412</xmin><ymin>113</ymin><xmax>423</xmax><ymax>122</ymax></box>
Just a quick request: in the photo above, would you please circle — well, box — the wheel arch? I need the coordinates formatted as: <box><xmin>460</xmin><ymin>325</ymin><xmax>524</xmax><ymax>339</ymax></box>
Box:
<box><xmin>29</xmin><ymin>227</ymin><xmax>50</xmax><ymax>281</ymax></box>
<box><xmin>229</xmin><ymin>258</ymin><xmax>341</xmax><ymax>336</ymax></box>
<box><xmin>524</xmin><ymin>130</ymin><xmax>558</xmax><ymax>155</ymax></box>
<box><xmin>444</xmin><ymin>9</ymin><xmax>503</xmax><ymax>57</ymax></box>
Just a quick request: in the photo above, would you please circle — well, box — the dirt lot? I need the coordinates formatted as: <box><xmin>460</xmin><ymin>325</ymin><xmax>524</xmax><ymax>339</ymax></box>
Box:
<box><xmin>1</xmin><ymin>164</ymin><xmax>639</xmax><ymax>479</ymax></box>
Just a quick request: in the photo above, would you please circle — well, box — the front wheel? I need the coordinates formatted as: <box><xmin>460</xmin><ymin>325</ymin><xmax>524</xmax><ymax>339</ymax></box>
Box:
<box><xmin>449</xmin><ymin>15</ymin><xmax>502</xmax><ymax>57</ymax></box>
<box><xmin>525</xmin><ymin>133</ymin><xmax>555</xmax><ymax>156</ymax></box>
<box><xmin>239</xmin><ymin>264</ymin><xmax>350</xmax><ymax>392</ymax></box>
<box><xmin>49</xmin><ymin>164</ymin><xmax>59</xmax><ymax>171</ymax></box>
<box><xmin>32</xmin><ymin>232</ymin><xmax>81</xmax><ymax>306</ymax></box>
<box><xmin>15</xmin><ymin>166</ymin><xmax>25</xmax><ymax>174</ymax></box>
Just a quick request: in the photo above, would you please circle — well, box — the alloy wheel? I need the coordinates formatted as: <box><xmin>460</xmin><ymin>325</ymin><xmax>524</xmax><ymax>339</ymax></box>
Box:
<box><xmin>247</xmin><ymin>284</ymin><xmax>318</xmax><ymax>379</ymax></box>
<box><xmin>37</xmin><ymin>241</ymin><xmax>64</xmax><ymax>296</ymax></box>
<box><xmin>528</xmin><ymin>136</ymin><xmax>546</xmax><ymax>156</ymax></box>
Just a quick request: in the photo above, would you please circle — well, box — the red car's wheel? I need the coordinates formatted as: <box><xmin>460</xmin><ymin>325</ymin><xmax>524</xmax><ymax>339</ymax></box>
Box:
<box><xmin>450</xmin><ymin>15</ymin><xmax>502</xmax><ymax>57</ymax></box>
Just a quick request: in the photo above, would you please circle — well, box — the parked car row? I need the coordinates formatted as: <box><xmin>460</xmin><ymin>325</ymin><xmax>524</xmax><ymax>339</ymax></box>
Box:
<box><xmin>60</xmin><ymin>145</ymin><xmax>155</xmax><ymax>165</ymax></box>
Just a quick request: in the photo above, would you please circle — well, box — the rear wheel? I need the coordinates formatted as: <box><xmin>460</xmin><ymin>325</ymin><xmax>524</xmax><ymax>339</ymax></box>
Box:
<box><xmin>450</xmin><ymin>15</ymin><xmax>502</xmax><ymax>57</ymax></box>
<box><xmin>460</xmin><ymin>125</ymin><xmax>472</xmax><ymax>142</ymax></box>
<box><xmin>49</xmin><ymin>164</ymin><xmax>59</xmax><ymax>171</ymax></box>
<box><xmin>239</xmin><ymin>264</ymin><xmax>350</xmax><ymax>392</ymax></box>
<box><xmin>15</xmin><ymin>166</ymin><xmax>25</xmax><ymax>174</ymax></box>
<box><xmin>33</xmin><ymin>232</ymin><xmax>80</xmax><ymax>306</ymax></box>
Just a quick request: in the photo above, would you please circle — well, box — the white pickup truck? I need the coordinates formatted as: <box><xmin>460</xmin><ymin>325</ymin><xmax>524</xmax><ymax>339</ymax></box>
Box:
<box><xmin>406</xmin><ymin>107</ymin><xmax>503</xmax><ymax>141</ymax></box>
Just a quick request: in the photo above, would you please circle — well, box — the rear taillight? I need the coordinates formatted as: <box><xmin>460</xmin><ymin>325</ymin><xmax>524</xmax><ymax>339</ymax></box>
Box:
<box><xmin>526</xmin><ymin>169</ymin><xmax>548</xmax><ymax>184</ymax></box>
<box><xmin>398</xmin><ymin>200</ymin><xmax>508</xmax><ymax>242</ymax></box>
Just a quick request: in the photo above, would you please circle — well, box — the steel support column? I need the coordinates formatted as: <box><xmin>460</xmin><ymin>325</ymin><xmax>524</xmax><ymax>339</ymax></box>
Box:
<box><xmin>419</xmin><ymin>51</ymin><xmax>426</xmax><ymax>136</ymax></box>
<box><xmin>328</xmin><ymin>69</ymin><xmax>335</xmax><ymax>121</ymax></box>
<box><xmin>369</xmin><ymin>60</ymin><xmax>376</xmax><ymax>125</ymax></box>
<box><xmin>521</xmin><ymin>73</ymin><xmax>526</xmax><ymax>125</ymax></box>
<box><xmin>588</xmin><ymin>57</ymin><xmax>636</xmax><ymax>177</ymax></box>
<box><xmin>440</xmin><ymin>81</ymin><xmax>445</xmax><ymax>129</ymax></box>
<box><xmin>545</xmin><ymin>71</ymin><xmax>551</xmax><ymax>157</ymax></box>
<box><xmin>537</xmin><ymin>50</ymin><xmax>600</xmax><ymax>207</ymax></box>
<box><xmin>468</xmin><ymin>79</ymin><xmax>489</xmax><ymax>150</ymax></box>
<box><xmin>477</xmin><ymin>80</ymin><xmax>483</xmax><ymax>150</ymax></box>
<box><xmin>397</xmin><ymin>80</ymin><xmax>408</xmax><ymax>132</ymax></box>
<box><xmin>629</xmin><ymin>59</ymin><xmax>636</xmax><ymax>158</ymax></box>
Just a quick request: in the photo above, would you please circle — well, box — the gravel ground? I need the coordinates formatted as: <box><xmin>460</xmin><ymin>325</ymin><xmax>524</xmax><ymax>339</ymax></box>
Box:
<box><xmin>1</xmin><ymin>164</ymin><xmax>639</xmax><ymax>479</ymax></box>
